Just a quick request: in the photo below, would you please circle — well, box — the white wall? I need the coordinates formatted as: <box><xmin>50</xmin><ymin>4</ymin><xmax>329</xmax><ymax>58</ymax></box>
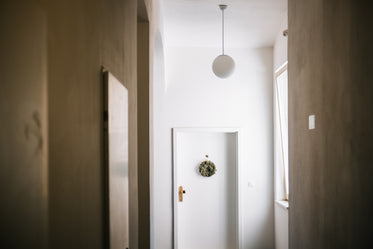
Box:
<box><xmin>143</xmin><ymin>0</ymin><xmax>168</xmax><ymax>248</ymax></box>
<box><xmin>152</xmin><ymin>46</ymin><xmax>274</xmax><ymax>249</ymax></box>
<box><xmin>273</xmin><ymin>13</ymin><xmax>289</xmax><ymax>249</ymax></box>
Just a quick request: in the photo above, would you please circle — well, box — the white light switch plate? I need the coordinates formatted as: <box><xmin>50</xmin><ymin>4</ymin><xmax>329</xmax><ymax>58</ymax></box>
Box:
<box><xmin>309</xmin><ymin>114</ymin><xmax>315</xmax><ymax>130</ymax></box>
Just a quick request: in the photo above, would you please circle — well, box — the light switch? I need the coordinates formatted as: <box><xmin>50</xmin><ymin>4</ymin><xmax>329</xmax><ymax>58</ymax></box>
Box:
<box><xmin>309</xmin><ymin>114</ymin><xmax>315</xmax><ymax>130</ymax></box>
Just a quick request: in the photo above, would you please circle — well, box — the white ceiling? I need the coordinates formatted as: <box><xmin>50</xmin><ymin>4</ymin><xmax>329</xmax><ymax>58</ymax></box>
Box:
<box><xmin>161</xmin><ymin>0</ymin><xmax>287</xmax><ymax>48</ymax></box>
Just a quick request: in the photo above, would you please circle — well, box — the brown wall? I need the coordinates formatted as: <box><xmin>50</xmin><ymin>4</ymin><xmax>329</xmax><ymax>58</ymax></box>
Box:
<box><xmin>0</xmin><ymin>1</ymin><xmax>48</xmax><ymax>248</ymax></box>
<box><xmin>289</xmin><ymin>0</ymin><xmax>373</xmax><ymax>248</ymax></box>
<box><xmin>137</xmin><ymin>21</ymin><xmax>150</xmax><ymax>249</ymax></box>
<box><xmin>48</xmin><ymin>0</ymin><xmax>138</xmax><ymax>248</ymax></box>
<box><xmin>0</xmin><ymin>0</ymin><xmax>139</xmax><ymax>248</ymax></box>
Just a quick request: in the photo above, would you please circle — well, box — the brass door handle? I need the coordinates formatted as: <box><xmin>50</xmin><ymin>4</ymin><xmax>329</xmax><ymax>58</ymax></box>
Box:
<box><xmin>179</xmin><ymin>186</ymin><xmax>186</xmax><ymax>202</ymax></box>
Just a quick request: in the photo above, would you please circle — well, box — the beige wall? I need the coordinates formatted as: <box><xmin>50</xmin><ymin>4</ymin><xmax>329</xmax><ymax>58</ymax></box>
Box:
<box><xmin>0</xmin><ymin>0</ymin><xmax>139</xmax><ymax>248</ymax></box>
<box><xmin>289</xmin><ymin>0</ymin><xmax>373</xmax><ymax>248</ymax></box>
<box><xmin>137</xmin><ymin>21</ymin><xmax>150</xmax><ymax>249</ymax></box>
<box><xmin>48</xmin><ymin>0</ymin><xmax>138</xmax><ymax>248</ymax></box>
<box><xmin>0</xmin><ymin>1</ymin><xmax>48</xmax><ymax>248</ymax></box>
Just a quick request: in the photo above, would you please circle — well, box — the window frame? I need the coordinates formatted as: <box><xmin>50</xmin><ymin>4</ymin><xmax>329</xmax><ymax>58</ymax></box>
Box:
<box><xmin>274</xmin><ymin>63</ymin><xmax>289</xmax><ymax>201</ymax></box>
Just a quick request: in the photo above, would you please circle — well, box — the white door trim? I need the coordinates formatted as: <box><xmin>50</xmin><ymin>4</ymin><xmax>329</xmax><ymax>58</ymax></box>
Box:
<box><xmin>172</xmin><ymin>127</ymin><xmax>242</xmax><ymax>249</ymax></box>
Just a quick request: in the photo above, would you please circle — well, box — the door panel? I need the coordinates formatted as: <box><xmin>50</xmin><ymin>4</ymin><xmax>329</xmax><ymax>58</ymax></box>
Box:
<box><xmin>174</xmin><ymin>130</ymin><xmax>238</xmax><ymax>249</ymax></box>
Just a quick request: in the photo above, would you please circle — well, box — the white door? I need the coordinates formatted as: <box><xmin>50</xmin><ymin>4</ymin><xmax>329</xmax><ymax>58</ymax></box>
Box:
<box><xmin>173</xmin><ymin>129</ymin><xmax>239</xmax><ymax>249</ymax></box>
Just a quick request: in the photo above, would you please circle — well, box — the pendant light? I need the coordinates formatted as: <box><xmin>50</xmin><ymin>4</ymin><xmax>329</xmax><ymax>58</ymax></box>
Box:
<box><xmin>212</xmin><ymin>4</ymin><xmax>235</xmax><ymax>79</ymax></box>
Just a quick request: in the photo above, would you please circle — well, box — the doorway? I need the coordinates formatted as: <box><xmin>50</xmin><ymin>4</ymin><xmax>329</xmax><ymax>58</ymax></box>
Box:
<box><xmin>172</xmin><ymin>128</ymin><xmax>241</xmax><ymax>249</ymax></box>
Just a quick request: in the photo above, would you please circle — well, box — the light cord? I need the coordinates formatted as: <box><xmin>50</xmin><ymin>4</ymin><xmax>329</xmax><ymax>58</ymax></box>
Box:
<box><xmin>222</xmin><ymin>8</ymin><xmax>225</xmax><ymax>55</ymax></box>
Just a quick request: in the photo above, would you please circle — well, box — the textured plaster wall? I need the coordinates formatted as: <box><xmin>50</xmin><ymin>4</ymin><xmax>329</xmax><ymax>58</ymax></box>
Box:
<box><xmin>48</xmin><ymin>0</ymin><xmax>138</xmax><ymax>248</ymax></box>
<box><xmin>138</xmin><ymin>20</ymin><xmax>150</xmax><ymax>249</ymax></box>
<box><xmin>289</xmin><ymin>0</ymin><xmax>373</xmax><ymax>248</ymax></box>
<box><xmin>0</xmin><ymin>0</ymin><xmax>139</xmax><ymax>248</ymax></box>
<box><xmin>0</xmin><ymin>1</ymin><xmax>48</xmax><ymax>248</ymax></box>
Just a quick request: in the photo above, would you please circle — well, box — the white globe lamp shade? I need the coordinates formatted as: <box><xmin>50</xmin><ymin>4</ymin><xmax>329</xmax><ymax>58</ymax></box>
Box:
<box><xmin>212</xmin><ymin>54</ymin><xmax>235</xmax><ymax>79</ymax></box>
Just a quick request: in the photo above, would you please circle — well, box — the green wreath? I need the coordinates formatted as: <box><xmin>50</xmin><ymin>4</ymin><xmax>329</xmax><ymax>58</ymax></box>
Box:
<box><xmin>199</xmin><ymin>160</ymin><xmax>217</xmax><ymax>177</ymax></box>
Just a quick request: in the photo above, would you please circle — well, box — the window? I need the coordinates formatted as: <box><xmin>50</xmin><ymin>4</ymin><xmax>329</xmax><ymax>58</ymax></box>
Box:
<box><xmin>274</xmin><ymin>63</ymin><xmax>289</xmax><ymax>201</ymax></box>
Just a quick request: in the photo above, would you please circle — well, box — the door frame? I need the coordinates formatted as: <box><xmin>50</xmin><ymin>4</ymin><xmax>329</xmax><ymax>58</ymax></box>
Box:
<box><xmin>172</xmin><ymin>127</ymin><xmax>242</xmax><ymax>249</ymax></box>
